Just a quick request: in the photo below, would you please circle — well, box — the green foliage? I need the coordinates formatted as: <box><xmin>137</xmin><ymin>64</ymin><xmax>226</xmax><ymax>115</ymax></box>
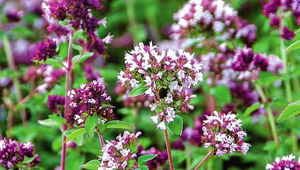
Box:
<box><xmin>80</xmin><ymin>160</ymin><xmax>101</xmax><ymax>170</ymax></box>
<box><xmin>85</xmin><ymin>114</ymin><xmax>98</xmax><ymax>138</ymax></box>
<box><xmin>138</xmin><ymin>154</ymin><xmax>157</xmax><ymax>166</ymax></box>
<box><xmin>277</xmin><ymin>100</ymin><xmax>300</xmax><ymax>121</ymax></box>
<box><xmin>129</xmin><ymin>84</ymin><xmax>149</xmax><ymax>97</ymax></box>
<box><xmin>167</xmin><ymin>115</ymin><xmax>183</xmax><ymax>135</ymax></box>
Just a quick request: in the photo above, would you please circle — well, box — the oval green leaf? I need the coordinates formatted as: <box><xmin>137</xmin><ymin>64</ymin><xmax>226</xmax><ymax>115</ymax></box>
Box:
<box><xmin>65</xmin><ymin>128</ymin><xmax>86</xmax><ymax>143</ymax></box>
<box><xmin>243</xmin><ymin>102</ymin><xmax>260</xmax><ymax>117</ymax></box>
<box><xmin>129</xmin><ymin>85</ymin><xmax>149</xmax><ymax>97</ymax></box>
<box><xmin>105</xmin><ymin>120</ymin><xmax>133</xmax><ymax>130</ymax></box>
<box><xmin>85</xmin><ymin>114</ymin><xmax>98</xmax><ymax>138</ymax></box>
<box><xmin>285</xmin><ymin>40</ymin><xmax>300</xmax><ymax>52</ymax></box>
<box><xmin>80</xmin><ymin>160</ymin><xmax>100</xmax><ymax>170</ymax></box>
<box><xmin>277</xmin><ymin>100</ymin><xmax>300</xmax><ymax>122</ymax></box>
<box><xmin>138</xmin><ymin>154</ymin><xmax>157</xmax><ymax>166</ymax></box>
<box><xmin>167</xmin><ymin>115</ymin><xmax>183</xmax><ymax>135</ymax></box>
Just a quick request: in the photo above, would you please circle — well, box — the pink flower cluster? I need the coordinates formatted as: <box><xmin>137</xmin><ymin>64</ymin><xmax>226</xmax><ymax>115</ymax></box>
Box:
<box><xmin>99</xmin><ymin>131</ymin><xmax>141</xmax><ymax>169</ymax></box>
<box><xmin>118</xmin><ymin>42</ymin><xmax>203</xmax><ymax>130</ymax></box>
<box><xmin>171</xmin><ymin>0</ymin><xmax>256</xmax><ymax>46</ymax></box>
<box><xmin>0</xmin><ymin>139</ymin><xmax>39</xmax><ymax>169</ymax></box>
<box><xmin>202</xmin><ymin>111</ymin><xmax>250</xmax><ymax>156</ymax></box>
<box><xmin>68</xmin><ymin>81</ymin><xmax>113</xmax><ymax>125</ymax></box>
<box><xmin>266</xmin><ymin>154</ymin><xmax>300</xmax><ymax>170</ymax></box>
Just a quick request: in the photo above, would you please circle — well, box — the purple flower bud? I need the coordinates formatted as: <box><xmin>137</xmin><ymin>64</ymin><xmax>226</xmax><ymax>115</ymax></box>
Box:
<box><xmin>232</xmin><ymin>48</ymin><xmax>254</xmax><ymax>71</ymax></box>
<box><xmin>172</xmin><ymin>140</ymin><xmax>185</xmax><ymax>150</ymax></box>
<box><xmin>262</xmin><ymin>1</ymin><xmax>279</xmax><ymax>16</ymax></box>
<box><xmin>281</xmin><ymin>26</ymin><xmax>295</xmax><ymax>40</ymax></box>
<box><xmin>33</xmin><ymin>38</ymin><xmax>57</xmax><ymax>61</ymax></box>
<box><xmin>269</xmin><ymin>14</ymin><xmax>281</xmax><ymax>27</ymax></box>
<box><xmin>253</xmin><ymin>53</ymin><xmax>269</xmax><ymax>71</ymax></box>
<box><xmin>47</xmin><ymin>95</ymin><xmax>65</xmax><ymax>113</ymax></box>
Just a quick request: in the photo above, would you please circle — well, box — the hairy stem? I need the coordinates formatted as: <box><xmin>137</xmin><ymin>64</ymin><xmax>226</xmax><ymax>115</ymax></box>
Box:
<box><xmin>255</xmin><ymin>84</ymin><xmax>279</xmax><ymax>145</ymax></box>
<box><xmin>164</xmin><ymin>129</ymin><xmax>174</xmax><ymax>170</ymax></box>
<box><xmin>61</xmin><ymin>31</ymin><xmax>74</xmax><ymax>170</ymax></box>
<box><xmin>194</xmin><ymin>150</ymin><xmax>212</xmax><ymax>170</ymax></box>
<box><xmin>3</xmin><ymin>36</ymin><xmax>28</xmax><ymax>128</ymax></box>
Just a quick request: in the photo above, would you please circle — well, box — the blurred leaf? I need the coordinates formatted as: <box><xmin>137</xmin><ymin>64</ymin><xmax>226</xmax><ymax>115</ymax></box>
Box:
<box><xmin>98</xmin><ymin>124</ymin><xmax>107</xmax><ymax>133</ymax></box>
<box><xmin>285</xmin><ymin>40</ymin><xmax>300</xmax><ymax>52</ymax></box>
<box><xmin>243</xmin><ymin>103</ymin><xmax>260</xmax><ymax>117</ymax></box>
<box><xmin>277</xmin><ymin>100</ymin><xmax>300</xmax><ymax>122</ymax></box>
<box><xmin>80</xmin><ymin>160</ymin><xmax>100</xmax><ymax>170</ymax></box>
<box><xmin>85</xmin><ymin>114</ymin><xmax>98</xmax><ymax>138</ymax></box>
<box><xmin>129</xmin><ymin>85</ymin><xmax>149</xmax><ymax>97</ymax></box>
<box><xmin>212</xmin><ymin>85</ymin><xmax>231</xmax><ymax>104</ymax></box>
<box><xmin>138</xmin><ymin>154</ymin><xmax>157</xmax><ymax>166</ymax></box>
<box><xmin>10</xmin><ymin>26</ymin><xmax>35</xmax><ymax>37</ymax></box>
<box><xmin>167</xmin><ymin>115</ymin><xmax>183</xmax><ymax>135</ymax></box>
<box><xmin>38</xmin><ymin>114</ymin><xmax>65</xmax><ymax>129</ymax></box>
<box><xmin>136</xmin><ymin>165</ymin><xmax>149</xmax><ymax>170</ymax></box>
<box><xmin>72</xmin><ymin>44</ymin><xmax>82</xmax><ymax>52</ymax></box>
<box><xmin>257</xmin><ymin>71</ymin><xmax>280</xmax><ymax>86</ymax></box>
<box><xmin>105</xmin><ymin>120</ymin><xmax>133</xmax><ymax>130</ymax></box>
<box><xmin>117</xmin><ymin>108</ymin><xmax>135</xmax><ymax>115</ymax></box>
<box><xmin>72</xmin><ymin>52</ymin><xmax>93</xmax><ymax>64</ymax></box>
<box><xmin>133</xmin><ymin>24</ymin><xmax>147</xmax><ymax>42</ymax></box>
<box><xmin>65</xmin><ymin>128</ymin><xmax>86</xmax><ymax>143</ymax></box>
<box><xmin>23</xmin><ymin>156</ymin><xmax>35</xmax><ymax>164</ymax></box>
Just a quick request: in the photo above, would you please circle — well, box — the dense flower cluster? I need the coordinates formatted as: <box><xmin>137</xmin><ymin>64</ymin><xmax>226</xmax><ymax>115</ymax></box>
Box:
<box><xmin>0</xmin><ymin>138</ymin><xmax>39</xmax><ymax>169</ymax></box>
<box><xmin>118</xmin><ymin>42</ymin><xmax>203</xmax><ymax>130</ymax></box>
<box><xmin>68</xmin><ymin>81</ymin><xmax>113</xmax><ymax>124</ymax></box>
<box><xmin>171</xmin><ymin>0</ymin><xmax>256</xmax><ymax>46</ymax></box>
<box><xmin>99</xmin><ymin>131</ymin><xmax>141</xmax><ymax>169</ymax></box>
<box><xmin>115</xmin><ymin>83</ymin><xmax>153</xmax><ymax>108</ymax></box>
<box><xmin>25</xmin><ymin>65</ymin><xmax>65</xmax><ymax>93</ymax></box>
<box><xmin>137</xmin><ymin>146</ymin><xmax>168</xmax><ymax>170</ymax></box>
<box><xmin>202</xmin><ymin>111</ymin><xmax>250</xmax><ymax>156</ymax></box>
<box><xmin>263</xmin><ymin>0</ymin><xmax>299</xmax><ymax>40</ymax></box>
<box><xmin>266</xmin><ymin>154</ymin><xmax>300</xmax><ymax>170</ymax></box>
<box><xmin>83</xmin><ymin>65</ymin><xmax>104</xmax><ymax>83</ymax></box>
<box><xmin>33</xmin><ymin>38</ymin><xmax>57</xmax><ymax>61</ymax></box>
<box><xmin>42</xmin><ymin>0</ymin><xmax>107</xmax><ymax>54</ymax></box>
<box><xmin>47</xmin><ymin>95</ymin><xmax>65</xmax><ymax>113</ymax></box>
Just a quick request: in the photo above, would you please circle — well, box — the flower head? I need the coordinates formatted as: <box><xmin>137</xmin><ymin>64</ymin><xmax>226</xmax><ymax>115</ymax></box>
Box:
<box><xmin>0</xmin><ymin>138</ymin><xmax>39</xmax><ymax>169</ymax></box>
<box><xmin>47</xmin><ymin>95</ymin><xmax>65</xmax><ymax>113</ymax></box>
<box><xmin>68</xmin><ymin>81</ymin><xmax>114</xmax><ymax>124</ymax></box>
<box><xmin>33</xmin><ymin>38</ymin><xmax>57</xmax><ymax>61</ymax></box>
<box><xmin>266</xmin><ymin>154</ymin><xmax>300</xmax><ymax>170</ymax></box>
<box><xmin>202</xmin><ymin>111</ymin><xmax>250</xmax><ymax>156</ymax></box>
<box><xmin>99</xmin><ymin>131</ymin><xmax>142</xmax><ymax>169</ymax></box>
<box><xmin>118</xmin><ymin>42</ymin><xmax>203</xmax><ymax>129</ymax></box>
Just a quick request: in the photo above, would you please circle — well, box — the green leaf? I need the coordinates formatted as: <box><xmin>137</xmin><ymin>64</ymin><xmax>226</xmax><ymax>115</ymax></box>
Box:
<box><xmin>138</xmin><ymin>154</ymin><xmax>157</xmax><ymax>166</ymax></box>
<box><xmin>277</xmin><ymin>100</ymin><xmax>300</xmax><ymax>122</ymax></box>
<box><xmin>23</xmin><ymin>156</ymin><xmax>35</xmax><ymax>164</ymax></box>
<box><xmin>129</xmin><ymin>85</ymin><xmax>149</xmax><ymax>97</ymax></box>
<box><xmin>243</xmin><ymin>102</ymin><xmax>260</xmax><ymax>117</ymax></box>
<box><xmin>285</xmin><ymin>40</ymin><xmax>300</xmax><ymax>52</ymax></box>
<box><xmin>167</xmin><ymin>115</ymin><xmax>183</xmax><ymax>135</ymax></box>
<box><xmin>65</xmin><ymin>128</ymin><xmax>86</xmax><ymax>143</ymax></box>
<box><xmin>102</xmin><ymin>103</ymin><xmax>115</xmax><ymax>109</ymax></box>
<box><xmin>257</xmin><ymin>71</ymin><xmax>280</xmax><ymax>86</ymax></box>
<box><xmin>98</xmin><ymin>124</ymin><xmax>107</xmax><ymax>133</ymax></box>
<box><xmin>136</xmin><ymin>165</ymin><xmax>149</xmax><ymax>170</ymax></box>
<box><xmin>80</xmin><ymin>160</ymin><xmax>100</xmax><ymax>170</ymax></box>
<box><xmin>38</xmin><ymin>114</ymin><xmax>65</xmax><ymax>129</ymax></box>
<box><xmin>105</xmin><ymin>120</ymin><xmax>134</xmax><ymax>130</ymax></box>
<box><xmin>72</xmin><ymin>52</ymin><xmax>93</xmax><ymax>64</ymax></box>
<box><xmin>85</xmin><ymin>114</ymin><xmax>98</xmax><ymax>138</ymax></box>
<box><xmin>72</xmin><ymin>44</ymin><xmax>82</xmax><ymax>52</ymax></box>
<box><xmin>212</xmin><ymin>85</ymin><xmax>231</xmax><ymax>104</ymax></box>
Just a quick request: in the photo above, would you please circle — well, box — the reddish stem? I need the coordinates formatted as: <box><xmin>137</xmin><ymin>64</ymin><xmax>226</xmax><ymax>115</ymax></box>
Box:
<box><xmin>61</xmin><ymin>31</ymin><xmax>74</xmax><ymax>170</ymax></box>
<box><xmin>164</xmin><ymin>129</ymin><xmax>174</xmax><ymax>170</ymax></box>
<box><xmin>194</xmin><ymin>150</ymin><xmax>212</xmax><ymax>170</ymax></box>
<box><xmin>97</xmin><ymin>130</ymin><xmax>105</xmax><ymax>148</ymax></box>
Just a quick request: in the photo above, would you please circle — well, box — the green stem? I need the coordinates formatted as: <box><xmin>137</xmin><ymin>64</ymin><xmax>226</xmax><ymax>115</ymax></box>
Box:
<box><xmin>280</xmin><ymin>36</ymin><xmax>298</xmax><ymax>155</ymax></box>
<box><xmin>186</xmin><ymin>144</ymin><xmax>191</xmax><ymax>170</ymax></box>
<box><xmin>3</xmin><ymin>36</ymin><xmax>27</xmax><ymax>127</ymax></box>
<box><xmin>255</xmin><ymin>84</ymin><xmax>279</xmax><ymax>145</ymax></box>
<box><xmin>125</xmin><ymin>0</ymin><xmax>138</xmax><ymax>44</ymax></box>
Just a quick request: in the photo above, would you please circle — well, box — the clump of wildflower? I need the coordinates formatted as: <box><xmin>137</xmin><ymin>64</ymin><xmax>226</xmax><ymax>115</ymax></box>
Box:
<box><xmin>262</xmin><ymin>0</ymin><xmax>298</xmax><ymax>40</ymax></box>
<box><xmin>0</xmin><ymin>138</ymin><xmax>39</xmax><ymax>169</ymax></box>
<box><xmin>33</xmin><ymin>38</ymin><xmax>57</xmax><ymax>61</ymax></box>
<box><xmin>171</xmin><ymin>0</ymin><xmax>256</xmax><ymax>46</ymax></box>
<box><xmin>83</xmin><ymin>65</ymin><xmax>104</xmax><ymax>83</ymax></box>
<box><xmin>42</xmin><ymin>0</ymin><xmax>109</xmax><ymax>54</ymax></box>
<box><xmin>68</xmin><ymin>81</ymin><xmax>113</xmax><ymax>125</ymax></box>
<box><xmin>266</xmin><ymin>154</ymin><xmax>300</xmax><ymax>170</ymax></box>
<box><xmin>118</xmin><ymin>42</ymin><xmax>203</xmax><ymax>130</ymax></box>
<box><xmin>47</xmin><ymin>95</ymin><xmax>65</xmax><ymax>113</ymax></box>
<box><xmin>138</xmin><ymin>146</ymin><xmax>168</xmax><ymax>170</ymax></box>
<box><xmin>202</xmin><ymin>111</ymin><xmax>250</xmax><ymax>156</ymax></box>
<box><xmin>99</xmin><ymin>131</ymin><xmax>141</xmax><ymax>169</ymax></box>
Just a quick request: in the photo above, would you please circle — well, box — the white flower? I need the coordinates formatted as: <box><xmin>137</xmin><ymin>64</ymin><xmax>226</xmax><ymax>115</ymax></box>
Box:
<box><xmin>120</xmin><ymin>149</ymin><xmax>130</xmax><ymax>157</ymax></box>
<box><xmin>103</xmin><ymin>33</ymin><xmax>114</xmax><ymax>44</ymax></box>
<box><xmin>166</xmin><ymin>107</ymin><xmax>175</xmax><ymax>123</ymax></box>
<box><xmin>213</xmin><ymin>21</ymin><xmax>225</xmax><ymax>33</ymax></box>
<box><xmin>178</xmin><ymin>70</ymin><xmax>185</xmax><ymax>80</ymax></box>
<box><xmin>265</xmin><ymin>164</ymin><xmax>274</xmax><ymax>169</ymax></box>
<box><xmin>169</xmin><ymin>81</ymin><xmax>178</xmax><ymax>92</ymax></box>
<box><xmin>0</xmin><ymin>140</ymin><xmax>5</xmax><ymax>150</ymax></box>
<box><xmin>144</xmin><ymin>76</ymin><xmax>152</xmax><ymax>86</ymax></box>
<box><xmin>165</xmin><ymin>94</ymin><xmax>173</xmax><ymax>104</ymax></box>
<box><xmin>151</xmin><ymin>115</ymin><xmax>159</xmax><ymax>124</ymax></box>
<box><xmin>130</xmin><ymin>79</ymin><xmax>139</xmax><ymax>88</ymax></box>
<box><xmin>144</xmin><ymin>88</ymin><xmax>154</xmax><ymax>96</ymax></box>
<box><xmin>157</xmin><ymin>121</ymin><xmax>166</xmax><ymax>130</ymax></box>
<box><xmin>149</xmin><ymin>103</ymin><xmax>157</xmax><ymax>111</ymax></box>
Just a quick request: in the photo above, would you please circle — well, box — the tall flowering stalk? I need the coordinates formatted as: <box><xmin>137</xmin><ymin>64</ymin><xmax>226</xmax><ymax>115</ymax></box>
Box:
<box><xmin>118</xmin><ymin>42</ymin><xmax>203</xmax><ymax>170</ymax></box>
<box><xmin>194</xmin><ymin>111</ymin><xmax>250</xmax><ymax>169</ymax></box>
